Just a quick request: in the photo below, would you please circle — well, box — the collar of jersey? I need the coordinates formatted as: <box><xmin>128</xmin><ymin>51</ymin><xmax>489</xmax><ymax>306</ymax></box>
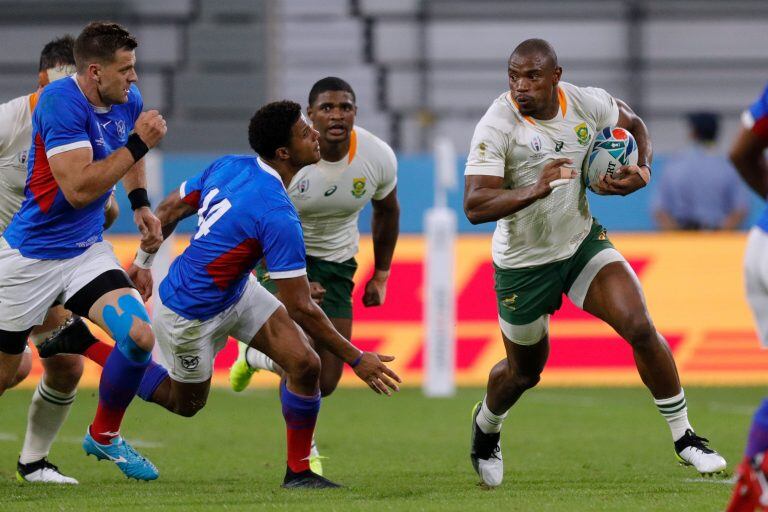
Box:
<box><xmin>256</xmin><ymin>157</ymin><xmax>286</xmax><ymax>189</ymax></box>
<box><xmin>508</xmin><ymin>87</ymin><xmax>567</xmax><ymax>126</ymax></box>
<box><xmin>70</xmin><ymin>74</ymin><xmax>111</xmax><ymax>114</ymax></box>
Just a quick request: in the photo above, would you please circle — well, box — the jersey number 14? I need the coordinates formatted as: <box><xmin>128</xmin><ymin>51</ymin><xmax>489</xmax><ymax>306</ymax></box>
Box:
<box><xmin>194</xmin><ymin>188</ymin><xmax>232</xmax><ymax>240</ymax></box>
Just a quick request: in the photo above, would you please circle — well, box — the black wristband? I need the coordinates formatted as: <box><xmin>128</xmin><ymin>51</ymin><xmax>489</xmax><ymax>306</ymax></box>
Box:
<box><xmin>125</xmin><ymin>133</ymin><xmax>149</xmax><ymax>162</ymax></box>
<box><xmin>639</xmin><ymin>163</ymin><xmax>652</xmax><ymax>175</ymax></box>
<box><xmin>128</xmin><ymin>188</ymin><xmax>151</xmax><ymax>210</ymax></box>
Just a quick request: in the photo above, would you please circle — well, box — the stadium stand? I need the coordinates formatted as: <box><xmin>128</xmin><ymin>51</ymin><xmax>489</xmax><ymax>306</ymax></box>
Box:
<box><xmin>1</xmin><ymin>0</ymin><xmax>767</xmax><ymax>154</ymax></box>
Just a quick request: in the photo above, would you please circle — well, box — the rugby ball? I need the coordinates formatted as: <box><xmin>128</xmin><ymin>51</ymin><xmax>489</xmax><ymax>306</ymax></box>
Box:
<box><xmin>583</xmin><ymin>127</ymin><xmax>638</xmax><ymax>192</ymax></box>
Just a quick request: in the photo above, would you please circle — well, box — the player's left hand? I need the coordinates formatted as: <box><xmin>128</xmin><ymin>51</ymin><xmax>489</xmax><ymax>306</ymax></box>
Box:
<box><xmin>362</xmin><ymin>270</ymin><xmax>390</xmax><ymax>307</ymax></box>
<box><xmin>352</xmin><ymin>351</ymin><xmax>402</xmax><ymax>396</ymax></box>
<box><xmin>594</xmin><ymin>165</ymin><xmax>647</xmax><ymax>196</ymax></box>
<box><xmin>127</xmin><ymin>263</ymin><xmax>154</xmax><ymax>301</ymax></box>
<box><xmin>134</xmin><ymin>206</ymin><xmax>163</xmax><ymax>252</ymax></box>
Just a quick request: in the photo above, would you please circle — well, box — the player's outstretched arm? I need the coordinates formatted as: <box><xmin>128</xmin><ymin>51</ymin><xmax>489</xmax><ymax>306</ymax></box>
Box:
<box><xmin>463</xmin><ymin>158</ymin><xmax>576</xmax><ymax>224</ymax></box>
<box><xmin>49</xmin><ymin>110</ymin><xmax>166</xmax><ymax>208</ymax></box>
<box><xmin>730</xmin><ymin>126</ymin><xmax>768</xmax><ymax>198</ymax></box>
<box><xmin>364</xmin><ymin>187</ymin><xmax>400</xmax><ymax>307</ymax></box>
<box><xmin>594</xmin><ymin>99</ymin><xmax>652</xmax><ymax>196</ymax></box>
<box><xmin>126</xmin><ymin>189</ymin><xmax>196</xmax><ymax>300</ymax></box>
<box><xmin>273</xmin><ymin>275</ymin><xmax>402</xmax><ymax>395</ymax></box>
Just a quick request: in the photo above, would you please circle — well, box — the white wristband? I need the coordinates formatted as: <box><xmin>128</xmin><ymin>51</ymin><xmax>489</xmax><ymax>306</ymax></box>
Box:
<box><xmin>134</xmin><ymin>248</ymin><xmax>156</xmax><ymax>269</ymax></box>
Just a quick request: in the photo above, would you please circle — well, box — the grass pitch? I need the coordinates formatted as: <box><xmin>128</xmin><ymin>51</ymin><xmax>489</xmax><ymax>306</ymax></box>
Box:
<box><xmin>0</xmin><ymin>386</ymin><xmax>759</xmax><ymax>511</ymax></box>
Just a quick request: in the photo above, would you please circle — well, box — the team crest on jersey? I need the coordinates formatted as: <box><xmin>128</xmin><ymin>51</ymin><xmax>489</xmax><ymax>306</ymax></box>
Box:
<box><xmin>351</xmin><ymin>177</ymin><xmax>367</xmax><ymax>198</ymax></box>
<box><xmin>298</xmin><ymin>178</ymin><xmax>309</xmax><ymax>194</ymax></box>
<box><xmin>574</xmin><ymin>122</ymin><xmax>590</xmax><ymax>146</ymax></box>
<box><xmin>116</xmin><ymin>119</ymin><xmax>127</xmax><ymax>139</ymax></box>
<box><xmin>530</xmin><ymin>135</ymin><xmax>542</xmax><ymax>152</ymax></box>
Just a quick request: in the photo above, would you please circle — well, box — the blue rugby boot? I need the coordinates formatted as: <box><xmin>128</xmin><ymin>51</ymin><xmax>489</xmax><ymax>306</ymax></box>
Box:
<box><xmin>83</xmin><ymin>429</ymin><xmax>159</xmax><ymax>481</ymax></box>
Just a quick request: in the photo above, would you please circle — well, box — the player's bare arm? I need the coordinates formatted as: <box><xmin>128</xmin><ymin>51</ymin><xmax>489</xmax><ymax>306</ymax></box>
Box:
<box><xmin>123</xmin><ymin>158</ymin><xmax>162</xmax><ymax>251</ymax></box>
<box><xmin>103</xmin><ymin>191</ymin><xmax>120</xmax><ymax>229</ymax></box>
<box><xmin>463</xmin><ymin>158</ymin><xmax>576</xmax><ymax>224</ymax></box>
<box><xmin>730</xmin><ymin>126</ymin><xmax>768</xmax><ymax>197</ymax></box>
<box><xmin>594</xmin><ymin>99</ymin><xmax>652</xmax><ymax>196</ymax></box>
<box><xmin>363</xmin><ymin>186</ymin><xmax>400</xmax><ymax>307</ymax></box>
<box><xmin>127</xmin><ymin>189</ymin><xmax>196</xmax><ymax>300</ymax></box>
<box><xmin>48</xmin><ymin>110</ymin><xmax>166</xmax><ymax>208</ymax></box>
<box><xmin>273</xmin><ymin>275</ymin><xmax>402</xmax><ymax>395</ymax></box>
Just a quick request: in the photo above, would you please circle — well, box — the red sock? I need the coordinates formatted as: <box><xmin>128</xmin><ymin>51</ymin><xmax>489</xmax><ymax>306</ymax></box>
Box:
<box><xmin>90</xmin><ymin>403</ymin><xmax>126</xmax><ymax>444</ymax></box>
<box><xmin>286</xmin><ymin>427</ymin><xmax>314</xmax><ymax>473</ymax></box>
<box><xmin>84</xmin><ymin>341</ymin><xmax>113</xmax><ymax>366</ymax></box>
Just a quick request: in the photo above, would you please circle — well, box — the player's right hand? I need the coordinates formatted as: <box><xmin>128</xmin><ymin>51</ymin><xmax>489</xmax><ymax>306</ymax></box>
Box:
<box><xmin>533</xmin><ymin>158</ymin><xmax>577</xmax><ymax>199</ymax></box>
<box><xmin>134</xmin><ymin>110</ymin><xmax>167</xmax><ymax>148</ymax></box>
<box><xmin>127</xmin><ymin>263</ymin><xmax>154</xmax><ymax>301</ymax></box>
<box><xmin>352</xmin><ymin>352</ymin><xmax>402</xmax><ymax>396</ymax></box>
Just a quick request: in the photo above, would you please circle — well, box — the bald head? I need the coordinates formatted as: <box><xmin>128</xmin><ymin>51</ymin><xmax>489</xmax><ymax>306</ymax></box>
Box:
<box><xmin>510</xmin><ymin>38</ymin><xmax>558</xmax><ymax>69</ymax></box>
<box><xmin>507</xmin><ymin>38</ymin><xmax>562</xmax><ymax>118</ymax></box>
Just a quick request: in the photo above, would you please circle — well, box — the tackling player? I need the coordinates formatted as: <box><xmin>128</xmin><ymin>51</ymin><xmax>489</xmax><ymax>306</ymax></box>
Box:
<box><xmin>40</xmin><ymin>100</ymin><xmax>401</xmax><ymax>489</ymax></box>
<box><xmin>0</xmin><ymin>22</ymin><xmax>166</xmax><ymax>481</ymax></box>
<box><xmin>228</xmin><ymin>77</ymin><xmax>400</xmax><ymax>472</ymax></box>
<box><xmin>725</xmin><ymin>82</ymin><xmax>768</xmax><ymax>511</ymax></box>
<box><xmin>0</xmin><ymin>35</ymin><xmax>116</xmax><ymax>485</ymax></box>
<box><xmin>463</xmin><ymin>39</ymin><xmax>726</xmax><ymax>487</ymax></box>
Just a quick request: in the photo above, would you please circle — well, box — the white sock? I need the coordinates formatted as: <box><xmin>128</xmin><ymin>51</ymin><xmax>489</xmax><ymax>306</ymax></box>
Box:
<box><xmin>19</xmin><ymin>380</ymin><xmax>76</xmax><ymax>464</ymax></box>
<box><xmin>475</xmin><ymin>396</ymin><xmax>507</xmax><ymax>434</ymax></box>
<box><xmin>245</xmin><ymin>346</ymin><xmax>276</xmax><ymax>372</ymax></box>
<box><xmin>654</xmin><ymin>388</ymin><xmax>693</xmax><ymax>442</ymax></box>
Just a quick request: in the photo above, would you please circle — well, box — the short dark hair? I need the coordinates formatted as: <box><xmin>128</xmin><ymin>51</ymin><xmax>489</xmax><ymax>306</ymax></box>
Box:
<box><xmin>308</xmin><ymin>76</ymin><xmax>356</xmax><ymax>106</ymax></box>
<box><xmin>39</xmin><ymin>35</ymin><xmax>75</xmax><ymax>72</ymax></box>
<box><xmin>248</xmin><ymin>101</ymin><xmax>303</xmax><ymax>159</ymax></box>
<box><xmin>74</xmin><ymin>21</ymin><xmax>138</xmax><ymax>72</ymax></box>
<box><xmin>510</xmin><ymin>38</ymin><xmax>559</xmax><ymax>68</ymax></box>
<box><xmin>687</xmin><ymin>111</ymin><xmax>719</xmax><ymax>143</ymax></box>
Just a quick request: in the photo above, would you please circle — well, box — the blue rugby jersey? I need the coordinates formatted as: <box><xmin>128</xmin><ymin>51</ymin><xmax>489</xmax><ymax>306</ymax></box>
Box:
<box><xmin>742</xmin><ymin>83</ymin><xmax>768</xmax><ymax>232</ymax></box>
<box><xmin>159</xmin><ymin>155</ymin><xmax>307</xmax><ymax>320</ymax></box>
<box><xmin>3</xmin><ymin>75</ymin><xmax>142</xmax><ymax>258</ymax></box>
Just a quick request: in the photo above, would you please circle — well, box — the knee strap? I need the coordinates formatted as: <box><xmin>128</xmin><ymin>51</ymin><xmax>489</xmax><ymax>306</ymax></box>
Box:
<box><xmin>103</xmin><ymin>295</ymin><xmax>151</xmax><ymax>363</ymax></box>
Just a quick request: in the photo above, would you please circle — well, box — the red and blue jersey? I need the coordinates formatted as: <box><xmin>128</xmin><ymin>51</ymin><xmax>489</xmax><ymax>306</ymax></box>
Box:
<box><xmin>742</xmin><ymin>83</ymin><xmax>768</xmax><ymax>232</ymax></box>
<box><xmin>159</xmin><ymin>155</ymin><xmax>307</xmax><ymax>321</ymax></box>
<box><xmin>3</xmin><ymin>76</ymin><xmax>142</xmax><ymax>259</ymax></box>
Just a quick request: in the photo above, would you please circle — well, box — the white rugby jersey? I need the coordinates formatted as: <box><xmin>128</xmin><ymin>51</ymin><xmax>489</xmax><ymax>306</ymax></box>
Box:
<box><xmin>465</xmin><ymin>81</ymin><xmax>619</xmax><ymax>269</ymax></box>
<box><xmin>0</xmin><ymin>92</ymin><xmax>38</xmax><ymax>231</ymax></box>
<box><xmin>288</xmin><ymin>126</ymin><xmax>397</xmax><ymax>262</ymax></box>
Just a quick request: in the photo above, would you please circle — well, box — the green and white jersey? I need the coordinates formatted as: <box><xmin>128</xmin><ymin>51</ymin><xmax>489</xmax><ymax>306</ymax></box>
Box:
<box><xmin>288</xmin><ymin>126</ymin><xmax>397</xmax><ymax>262</ymax></box>
<box><xmin>465</xmin><ymin>81</ymin><xmax>619</xmax><ymax>269</ymax></box>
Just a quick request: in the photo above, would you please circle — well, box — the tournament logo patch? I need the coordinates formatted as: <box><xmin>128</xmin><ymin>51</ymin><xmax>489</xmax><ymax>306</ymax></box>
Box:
<box><xmin>574</xmin><ymin>122</ymin><xmax>590</xmax><ymax>146</ymax></box>
<box><xmin>351</xmin><ymin>177</ymin><xmax>367</xmax><ymax>198</ymax></box>
<box><xmin>501</xmin><ymin>294</ymin><xmax>518</xmax><ymax>310</ymax></box>
<box><xmin>179</xmin><ymin>355</ymin><xmax>200</xmax><ymax>370</ymax></box>
<box><xmin>530</xmin><ymin>135</ymin><xmax>542</xmax><ymax>152</ymax></box>
<box><xmin>298</xmin><ymin>178</ymin><xmax>310</xmax><ymax>194</ymax></box>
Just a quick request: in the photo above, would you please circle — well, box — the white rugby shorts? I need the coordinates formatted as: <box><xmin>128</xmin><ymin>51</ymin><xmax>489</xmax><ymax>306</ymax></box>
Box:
<box><xmin>0</xmin><ymin>238</ymin><xmax>125</xmax><ymax>331</ymax></box>
<box><xmin>153</xmin><ymin>274</ymin><xmax>281</xmax><ymax>383</ymax></box>
<box><xmin>744</xmin><ymin>227</ymin><xmax>768</xmax><ymax>347</ymax></box>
